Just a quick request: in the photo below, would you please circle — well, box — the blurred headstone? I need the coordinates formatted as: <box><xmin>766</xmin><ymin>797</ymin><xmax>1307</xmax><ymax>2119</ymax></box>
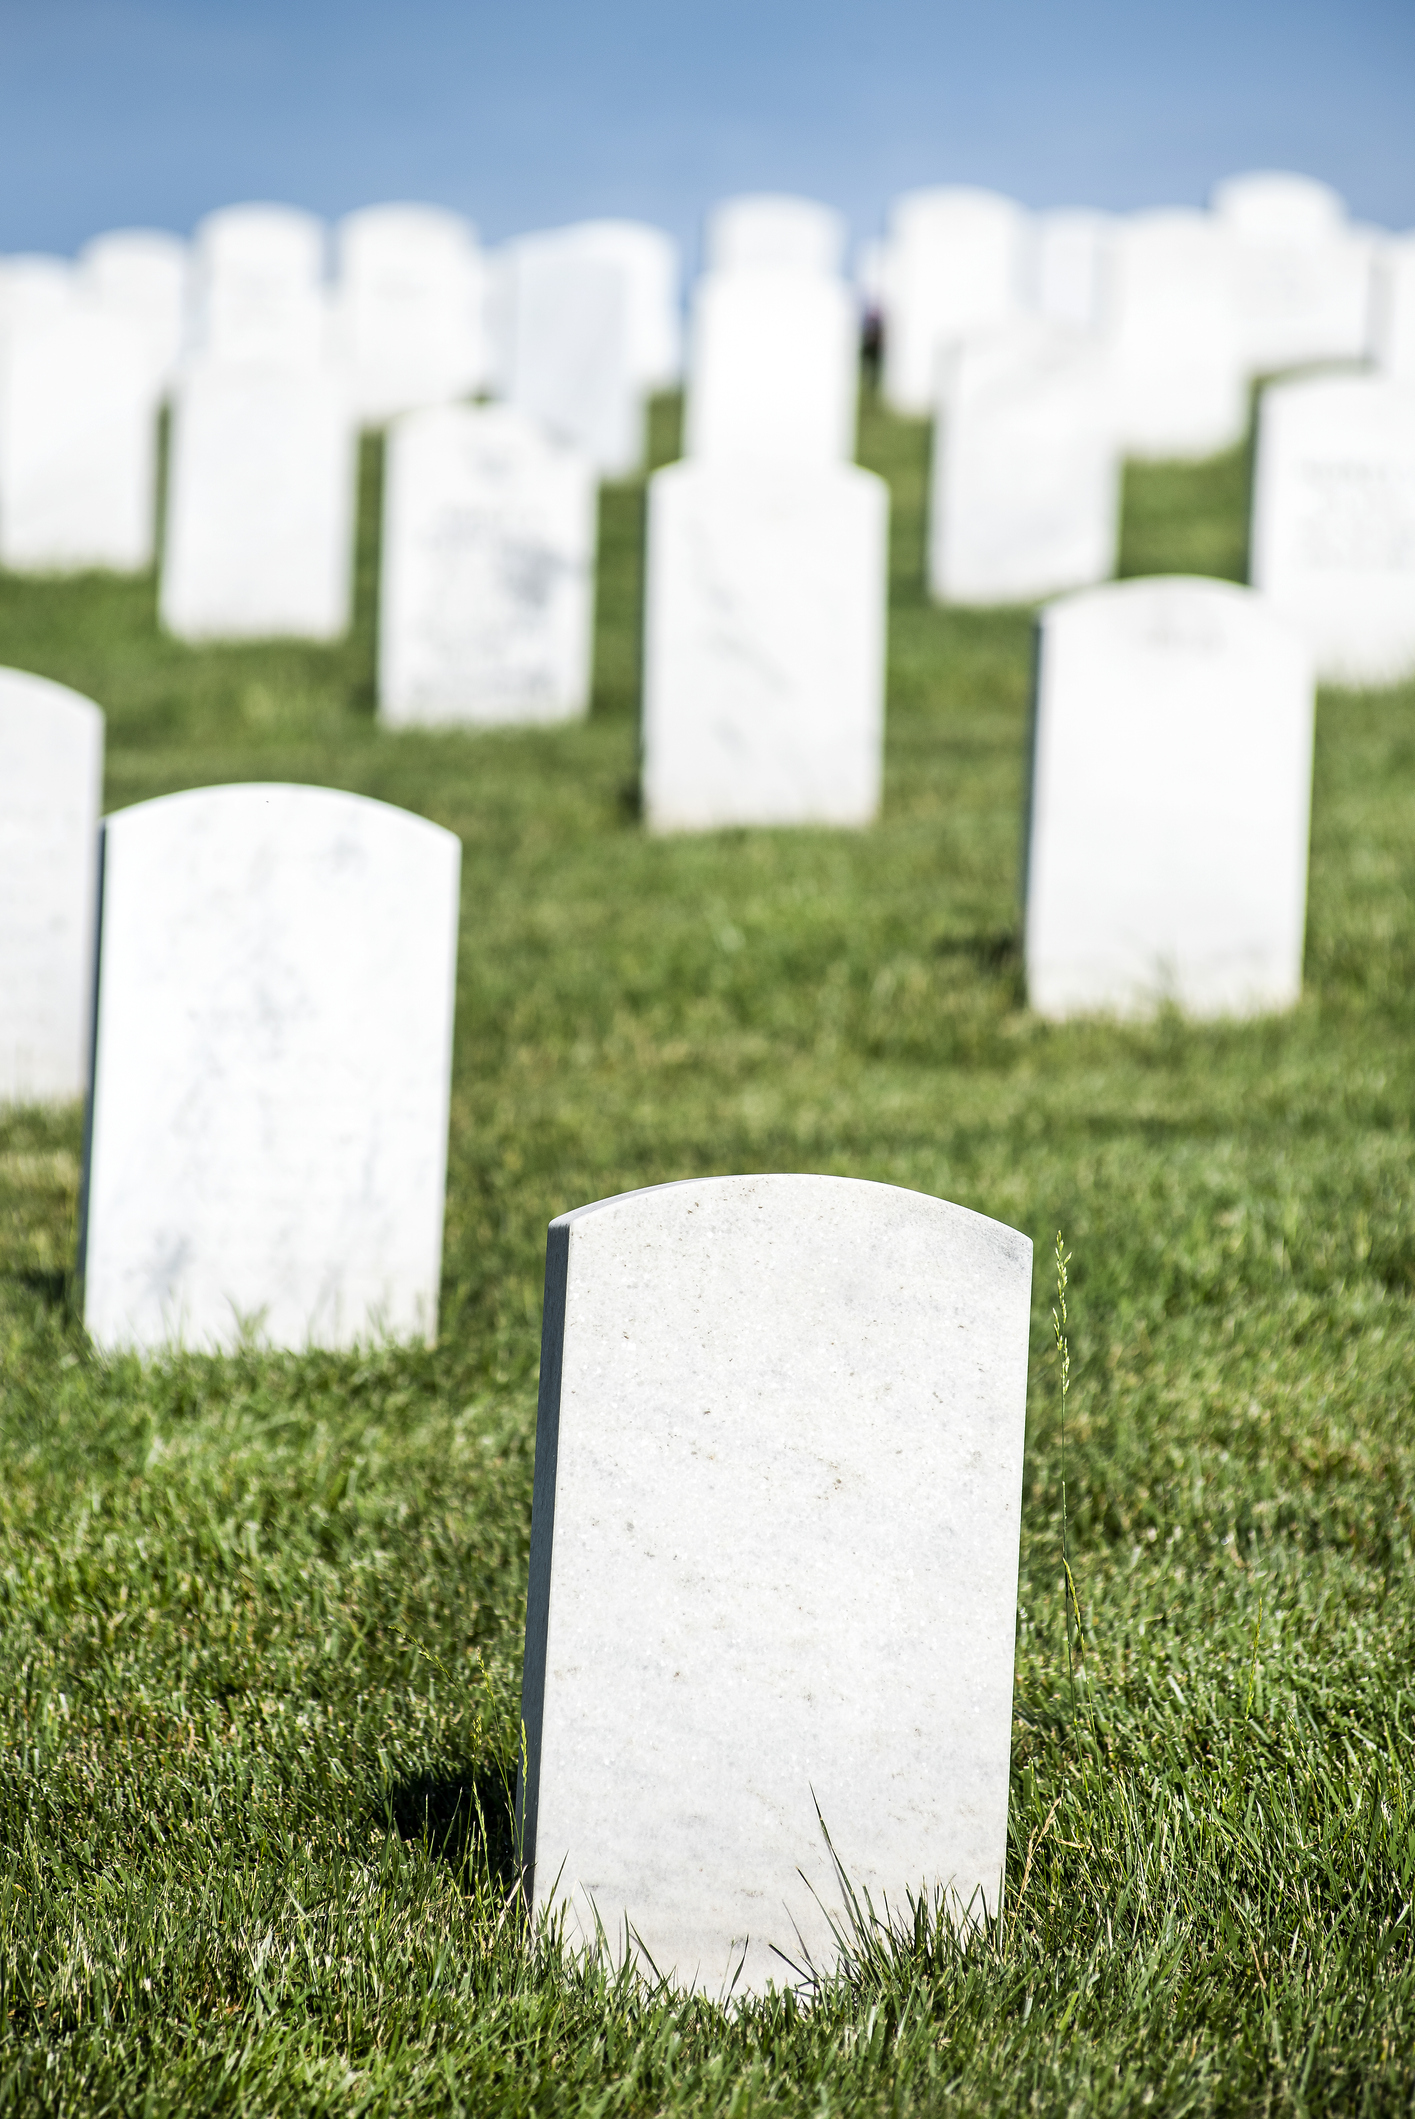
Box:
<box><xmin>0</xmin><ymin>668</ymin><xmax>104</xmax><ymax>1105</ymax></box>
<box><xmin>80</xmin><ymin>228</ymin><xmax>188</xmax><ymax>394</ymax></box>
<box><xmin>192</xmin><ymin>203</ymin><xmax>328</xmax><ymax>368</ymax></box>
<box><xmin>704</xmin><ymin>193</ymin><xmax>848</xmax><ymax>278</ymax></box>
<box><xmin>1211</xmin><ymin>170</ymin><xmax>1375</xmax><ymax>374</ymax></box>
<box><xmin>379</xmin><ymin>403</ymin><xmax>597</xmax><ymax>727</ymax></box>
<box><xmin>1032</xmin><ymin>210</ymin><xmax>1114</xmax><ymax>332</ymax></box>
<box><xmin>1104</xmin><ymin>210</ymin><xmax>1247</xmax><ymax>459</ymax></box>
<box><xmin>335</xmin><ymin>204</ymin><xmax>486</xmax><ymax>420</ymax></box>
<box><xmin>1024</xmin><ymin>577</ymin><xmax>1315</xmax><ymax>1018</ymax></box>
<box><xmin>882</xmin><ymin>188</ymin><xmax>1029</xmax><ymax>415</ymax></box>
<box><xmin>500</xmin><ymin>235</ymin><xmax>640</xmax><ymax>477</ymax></box>
<box><xmin>1372</xmin><ymin>238</ymin><xmax>1415</xmax><ymax>381</ymax></box>
<box><xmin>81</xmin><ymin>784</ymin><xmax>460</xmax><ymax>1353</ymax></box>
<box><xmin>1251</xmin><ymin>373</ymin><xmax>1415</xmax><ymax>685</ymax></box>
<box><xmin>685</xmin><ymin>268</ymin><xmax>858</xmax><ymax>466</ymax></box>
<box><xmin>552</xmin><ymin>220</ymin><xmax>682</xmax><ymax>392</ymax></box>
<box><xmin>518</xmin><ymin>1172</ymin><xmax>1032</xmax><ymax>1996</ymax></box>
<box><xmin>643</xmin><ymin>459</ymin><xmax>888</xmax><ymax>831</ymax></box>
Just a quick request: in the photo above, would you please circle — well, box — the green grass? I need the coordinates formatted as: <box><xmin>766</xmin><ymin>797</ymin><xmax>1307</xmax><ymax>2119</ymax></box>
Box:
<box><xmin>2</xmin><ymin>390</ymin><xmax>1415</xmax><ymax>2114</ymax></box>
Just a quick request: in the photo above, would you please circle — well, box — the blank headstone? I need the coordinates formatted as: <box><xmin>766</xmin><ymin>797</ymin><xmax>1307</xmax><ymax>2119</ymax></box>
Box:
<box><xmin>159</xmin><ymin>361</ymin><xmax>357</xmax><ymax>641</ymax></box>
<box><xmin>501</xmin><ymin>235</ymin><xmax>640</xmax><ymax>477</ymax></box>
<box><xmin>1105</xmin><ymin>210</ymin><xmax>1247</xmax><ymax>460</ymax></box>
<box><xmin>929</xmin><ymin>324</ymin><xmax>1119</xmax><ymax>604</ymax></box>
<box><xmin>685</xmin><ymin>268</ymin><xmax>858</xmax><ymax>466</ymax></box>
<box><xmin>553</xmin><ymin>220</ymin><xmax>682</xmax><ymax>391</ymax></box>
<box><xmin>882</xmin><ymin>188</ymin><xmax>1029</xmax><ymax>415</ymax></box>
<box><xmin>80</xmin><ymin>228</ymin><xmax>188</xmax><ymax>394</ymax></box>
<box><xmin>1032</xmin><ymin>210</ymin><xmax>1114</xmax><ymax>333</ymax></box>
<box><xmin>335</xmin><ymin>204</ymin><xmax>486</xmax><ymax>421</ymax></box>
<box><xmin>643</xmin><ymin>459</ymin><xmax>888</xmax><ymax>832</ymax></box>
<box><xmin>704</xmin><ymin>194</ymin><xmax>848</xmax><ymax>278</ymax></box>
<box><xmin>1250</xmin><ymin>373</ymin><xmax>1415</xmax><ymax>685</ymax></box>
<box><xmin>1025</xmin><ymin>577</ymin><xmax>1315</xmax><ymax>1019</ymax></box>
<box><xmin>1210</xmin><ymin>171</ymin><xmax>1374</xmax><ymax>375</ymax></box>
<box><xmin>81</xmin><ymin>784</ymin><xmax>460</xmax><ymax>1354</ymax></box>
<box><xmin>379</xmin><ymin>404</ymin><xmax>597</xmax><ymax>727</ymax></box>
<box><xmin>0</xmin><ymin>254</ymin><xmax>75</xmax><ymax>331</ymax></box>
<box><xmin>1372</xmin><ymin>238</ymin><xmax>1415</xmax><ymax>380</ymax></box>
<box><xmin>192</xmin><ymin>203</ymin><xmax>328</xmax><ymax>368</ymax></box>
<box><xmin>0</xmin><ymin>301</ymin><xmax>158</xmax><ymax>573</ymax></box>
<box><xmin>0</xmin><ymin>669</ymin><xmax>104</xmax><ymax>1105</ymax></box>
<box><xmin>518</xmin><ymin>1172</ymin><xmax>1033</xmax><ymax>1996</ymax></box>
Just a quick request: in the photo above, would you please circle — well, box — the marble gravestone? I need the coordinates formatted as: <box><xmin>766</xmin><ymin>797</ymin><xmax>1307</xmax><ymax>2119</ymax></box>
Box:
<box><xmin>881</xmin><ymin>188</ymin><xmax>1029</xmax><ymax>415</ymax></box>
<box><xmin>192</xmin><ymin>203</ymin><xmax>328</xmax><ymax>368</ymax></box>
<box><xmin>80</xmin><ymin>228</ymin><xmax>188</xmax><ymax>395</ymax></box>
<box><xmin>1251</xmin><ymin>374</ymin><xmax>1415</xmax><ymax>686</ymax></box>
<box><xmin>929</xmin><ymin>325</ymin><xmax>1119</xmax><ymax>604</ymax></box>
<box><xmin>0</xmin><ymin>254</ymin><xmax>75</xmax><ymax>329</ymax></box>
<box><xmin>685</xmin><ymin>268</ymin><xmax>858</xmax><ymax>467</ymax></box>
<box><xmin>379</xmin><ymin>404</ymin><xmax>597</xmax><ymax>727</ymax></box>
<box><xmin>518</xmin><ymin>1173</ymin><xmax>1033</xmax><ymax>1997</ymax></box>
<box><xmin>0</xmin><ymin>301</ymin><xmax>158</xmax><ymax>573</ymax></box>
<box><xmin>554</xmin><ymin>221</ymin><xmax>682</xmax><ymax>393</ymax></box>
<box><xmin>1372</xmin><ymin>239</ymin><xmax>1415</xmax><ymax>382</ymax></box>
<box><xmin>501</xmin><ymin>236</ymin><xmax>640</xmax><ymax>478</ymax></box>
<box><xmin>1105</xmin><ymin>211</ymin><xmax>1247</xmax><ymax>460</ymax></box>
<box><xmin>642</xmin><ymin>460</ymin><xmax>889</xmax><ymax>832</ymax></box>
<box><xmin>1025</xmin><ymin>577</ymin><xmax>1315</xmax><ymax>1020</ymax></box>
<box><xmin>1033</xmin><ymin>210</ymin><xmax>1114</xmax><ymax>332</ymax></box>
<box><xmin>159</xmin><ymin>361</ymin><xmax>357</xmax><ymax>642</ymax></box>
<box><xmin>703</xmin><ymin>193</ymin><xmax>848</xmax><ymax>278</ymax></box>
<box><xmin>0</xmin><ymin>669</ymin><xmax>104</xmax><ymax>1105</ymax></box>
<box><xmin>335</xmin><ymin>204</ymin><xmax>486</xmax><ymax>421</ymax></box>
<box><xmin>1210</xmin><ymin>171</ymin><xmax>1374</xmax><ymax>376</ymax></box>
<box><xmin>81</xmin><ymin>784</ymin><xmax>460</xmax><ymax>1354</ymax></box>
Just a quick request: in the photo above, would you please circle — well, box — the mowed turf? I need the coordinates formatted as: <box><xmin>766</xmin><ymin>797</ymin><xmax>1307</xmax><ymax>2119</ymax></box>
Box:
<box><xmin>1</xmin><ymin>389</ymin><xmax>1414</xmax><ymax>2116</ymax></box>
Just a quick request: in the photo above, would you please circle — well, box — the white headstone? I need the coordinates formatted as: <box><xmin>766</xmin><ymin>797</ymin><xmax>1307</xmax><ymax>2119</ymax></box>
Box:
<box><xmin>0</xmin><ymin>669</ymin><xmax>104</xmax><ymax>1105</ymax></box>
<box><xmin>0</xmin><ymin>254</ymin><xmax>75</xmax><ymax>331</ymax></box>
<box><xmin>80</xmin><ymin>228</ymin><xmax>188</xmax><ymax>393</ymax></box>
<box><xmin>1025</xmin><ymin>577</ymin><xmax>1315</xmax><ymax>1019</ymax></box>
<box><xmin>553</xmin><ymin>220</ymin><xmax>682</xmax><ymax>391</ymax></box>
<box><xmin>1211</xmin><ymin>171</ymin><xmax>1347</xmax><ymax>241</ymax></box>
<box><xmin>379</xmin><ymin>404</ymin><xmax>597</xmax><ymax>727</ymax></box>
<box><xmin>81</xmin><ymin>784</ymin><xmax>460</xmax><ymax>1354</ymax></box>
<box><xmin>1372</xmin><ymin>238</ymin><xmax>1415</xmax><ymax>380</ymax></box>
<box><xmin>929</xmin><ymin>324</ymin><xmax>1119</xmax><ymax>604</ymax></box>
<box><xmin>704</xmin><ymin>194</ymin><xmax>848</xmax><ymax>278</ymax></box>
<box><xmin>518</xmin><ymin>1172</ymin><xmax>1033</xmax><ymax>1997</ymax></box>
<box><xmin>0</xmin><ymin>301</ymin><xmax>158</xmax><ymax>573</ymax></box>
<box><xmin>1104</xmin><ymin>210</ymin><xmax>1247</xmax><ymax>459</ymax></box>
<box><xmin>1250</xmin><ymin>373</ymin><xmax>1415</xmax><ymax>685</ymax></box>
<box><xmin>159</xmin><ymin>361</ymin><xmax>357</xmax><ymax>642</ymax></box>
<box><xmin>1210</xmin><ymin>172</ymin><xmax>1374</xmax><ymax>374</ymax></box>
<box><xmin>192</xmin><ymin>203</ymin><xmax>328</xmax><ymax>368</ymax></box>
<box><xmin>1033</xmin><ymin>210</ymin><xmax>1114</xmax><ymax>332</ymax></box>
<box><xmin>685</xmin><ymin>268</ymin><xmax>858</xmax><ymax>467</ymax></box>
<box><xmin>501</xmin><ymin>235</ymin><xmax>640</xmax><ymax>477</ymax></box>
<box><xmin>882</xmin><ymin>188</ymin><xmax>1029</xmax><ymax>415</ymax></box>
<box><xmin>335</xmin><ymin>204</ymin><xmax>486</xmax><ymax>421</ymax></box>
<box><xmin>643</xmin><ymin>460</ymin><xmax>888</xmax><ymax>832</ymax></box>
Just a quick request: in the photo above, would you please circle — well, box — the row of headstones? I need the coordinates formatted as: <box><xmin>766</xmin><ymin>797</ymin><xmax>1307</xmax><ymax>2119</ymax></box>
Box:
<box><xmin>3</xmin><ymin>567</ymin><xmax>1314</xmax><ymax>1128</ymax></box>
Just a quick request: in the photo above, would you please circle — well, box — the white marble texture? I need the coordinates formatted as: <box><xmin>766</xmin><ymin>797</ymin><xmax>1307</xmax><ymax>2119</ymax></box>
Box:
<box><xmin>1104</xmin><ymin>210</ymin><xmax>1247</xmax><ymax>460</ymax></box>
<box><xmin>192</xmin><ymin>204</ymin><xmax>329</xmax><ymax>368</ymax></box>
<box><xmin>704</xmin><ymin>194</ymin><xmax>848</xmax><ymax>278</ymax></box>
<box><xmin>0</xmin><ymin>300</ymin><xmax>158</xmax><ymax>573</ymax></box>
<box><xmin>1372</xmin><ymin>239</ymin><xmax>1415</xmax><ymax>380</ymax></box>
<box><xmin>929</xmin><ymin>324</ymin><xmax>1119</xmax><ymax>604</ymax></box>
<box><xmin>554</xmin><ymin>221</ymin><xmax>682</xmax><ymax>391</ymax></box>
<box><xmin>1033</xmin><ymin>210</ymin><xmax>1114</xmax><ymax>332</ymax></box>
<box><xmin>335</xmin><ymin>204</ymin><xmax>486</xmax><ymax>421</ymax></box>
<box><xmin>159</xmin><ymin>360</ymin><xmax>357</xmax><ymax>642</ymax></box>
<box><xmin>0</xmin><ymin>669</ymin><xmax>104</xmax><ymax>1105</ymax></box>
<box><xmin>642</xmin><ymin>460</ymin><xmax>888</xmax><ymax>833</ymax></box>
<box><xmin>519</xmin><ymin>1173</ymin><xmax>1033</xmax><ymax>1997</ymax></box>
<box><xmin>82</xmin><ymin>784</ymin><xmax>460</xmax><ymax>1354</ymax></box>
<box><xmin>379</xmin><ymin>404</ymin><xmax>597</xmax><ymax>726</ymax></box>
<box><xmin>1025</xmin><ymin>577</ymin><xmax>1315</xmax><ymax>1019</ymax></box>
<box><xmin>881</xmin><ymin>188</ymin><xmax>1029</xmax><ymax>415</ymax></box>
<box><xmin>501</xmin><ymin>236</ymin><xmax>640</xmax><ymax>478</ymax></box>
<box><xmin>80</xmin><ymin>228</ymin><xmax>189</xmax><ymax>394</ymax></box>
<box><xmin>1250</xmin><ymin>374</ymin><xmax>1415</xmax><ymax>686</ymax></box>
<box><xmin>685</xmin><ymin>268</ymin><xmax>858</xmax><ymax>467</ymax></box>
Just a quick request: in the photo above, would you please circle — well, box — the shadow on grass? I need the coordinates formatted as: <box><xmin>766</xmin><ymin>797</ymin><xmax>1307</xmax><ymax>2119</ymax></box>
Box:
<box><xmin>387</xmin><ymin>1764</ymin><xmax>521</xmax><ymax>1893</ymax></box>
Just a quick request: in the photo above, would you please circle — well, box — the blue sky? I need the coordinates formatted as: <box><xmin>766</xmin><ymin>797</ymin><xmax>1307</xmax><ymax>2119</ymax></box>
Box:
<box><xmin>2</xmin><ymin>0</ymin><xmax>1411</xmax><ymax>261</ymax></box>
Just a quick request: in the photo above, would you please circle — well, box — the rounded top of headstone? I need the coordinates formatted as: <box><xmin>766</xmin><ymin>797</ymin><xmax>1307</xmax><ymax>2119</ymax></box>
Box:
<box><xmin>1040</xmin><ymin>575</ymin><xmax>1313</xmax><ymax>673</ymax></box>
<box><xmin>195</xmin><ymin>204</ymin><xmax>328</xmax><ymax>276</ymax></box>
<box><xmin>1210</xmin><ymin>171</ymin><xmax>1347</xmax><ymax>241</ymax></box>
<box><xmin>81</xmin><ymin>229</ymin><xmax>187</xmax><ymax>268</ymax></box>
<box><xmin>103</xmin><ymin>781</ymin><xmax>460</xmax><ymax>857</ymax></box>
<box><xmin>336</xmin><ymin>203</ymin><xmax>479</xmax><ymax>261</ymax></box>
<box><xmin>704</xmin><ymin>194</ymin><xmax>848</xmax><ymax>278</ymax></box>
<box><xmin>0</xmin><ymin>666</ymin><xmax>106</xmax><ymax>738</ymax></box>
<box><xmin>887</xmin><ymin>187</ymin><xmax>1027</xmax><ymax>245</ymax></box>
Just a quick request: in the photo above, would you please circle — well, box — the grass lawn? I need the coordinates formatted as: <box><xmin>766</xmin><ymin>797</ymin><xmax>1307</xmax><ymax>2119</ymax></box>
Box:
<box><xmin>1</xmin><ymin>390</ymin><xmax>1414</xmax><ymax>2115</ymax></box>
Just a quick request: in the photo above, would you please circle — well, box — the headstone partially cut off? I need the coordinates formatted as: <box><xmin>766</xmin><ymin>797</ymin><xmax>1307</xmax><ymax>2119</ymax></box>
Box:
<box><xmin>81</xmin><ymin>784</ymin><xmax>461</xmax><ymax>1353</ymax></box>
<box><xmin>518</xmin><ymin>1173</ymin><xmax>1033</xmax><ymax>1997</ymax></box>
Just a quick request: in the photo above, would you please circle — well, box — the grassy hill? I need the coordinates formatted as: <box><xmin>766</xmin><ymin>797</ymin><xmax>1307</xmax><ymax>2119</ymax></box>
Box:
<box><xmin>1</xmin><ymin>392</ymin><xmax>1413</xmax><ymax>2114</ymax></box>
